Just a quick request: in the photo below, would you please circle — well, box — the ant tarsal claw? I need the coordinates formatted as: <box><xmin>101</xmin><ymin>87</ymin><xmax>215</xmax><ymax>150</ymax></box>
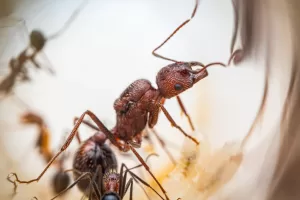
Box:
<box><xmin>31</xmin><ymin>197</ymin><xmax>38</xmax><ymax>200</ymax></box>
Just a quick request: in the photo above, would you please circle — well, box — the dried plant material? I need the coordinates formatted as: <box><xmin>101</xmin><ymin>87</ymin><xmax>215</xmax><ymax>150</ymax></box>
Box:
<box><xmin>144</xmin><ymin>128</ymin><xmax>255</xmax><ymax>200</ymax></box>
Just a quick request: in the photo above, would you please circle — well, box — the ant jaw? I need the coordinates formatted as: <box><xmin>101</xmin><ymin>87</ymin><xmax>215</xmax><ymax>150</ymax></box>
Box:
<box><xmin>191</xmin><ymin>68</ymin><xmax>209</xmax><ymax>85</ymax></box>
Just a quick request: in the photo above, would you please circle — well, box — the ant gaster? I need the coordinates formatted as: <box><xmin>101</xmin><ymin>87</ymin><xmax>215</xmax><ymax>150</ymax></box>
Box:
<box><xmin>7</xmin><ymin>0</ymin><xmax>241</xmax><ymax>199</ymax></box>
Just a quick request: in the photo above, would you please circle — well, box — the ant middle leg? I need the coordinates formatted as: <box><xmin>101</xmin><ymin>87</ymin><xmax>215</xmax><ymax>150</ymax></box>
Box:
<box><xmin>146</xmin><ymin>127</ymin><xmax>177</xmax><ymax>165</ymax></box>
<box><xmin>129</xmin><ymin>146</ymin><xmax>170</xmax><ymax>200</ymax></box>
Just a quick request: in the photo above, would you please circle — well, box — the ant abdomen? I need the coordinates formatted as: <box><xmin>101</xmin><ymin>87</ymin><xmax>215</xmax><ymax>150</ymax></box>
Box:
<box><xmin>51</xmin><ymin>170</ymin><xmax>71</xmax><ymax>195</ymax></box>
<box><xmin>73</xmin><ymin>137</ymin><xmax>118</xmax><ymax>194</ymax></box>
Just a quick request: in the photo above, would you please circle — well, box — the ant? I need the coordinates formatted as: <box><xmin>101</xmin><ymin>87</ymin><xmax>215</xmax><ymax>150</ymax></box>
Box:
<box><xmin>12</xmin><ymin>111</ymin><xmax>72</xmax><ymax>196</ymax></box>
<box><xmin>6</xmin><ymin>0</ymin><xmax>242</xmax><ymax>199</ymax></box>
<box><xmin>52</xmin><ymin>152</ymin><xmax>163</xmax><ymax>200</ymax></box>
<box><xmin>0</xmin><ymin>0</ymin><xmax>89</xmax><ymax>96</ymax></box>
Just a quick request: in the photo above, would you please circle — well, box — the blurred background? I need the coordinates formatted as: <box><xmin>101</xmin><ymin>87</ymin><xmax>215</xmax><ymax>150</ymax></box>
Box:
<box><xmin>0</xmin><ymin>0</ymin><xmax>297</xmax><ymax>200</ymax></box>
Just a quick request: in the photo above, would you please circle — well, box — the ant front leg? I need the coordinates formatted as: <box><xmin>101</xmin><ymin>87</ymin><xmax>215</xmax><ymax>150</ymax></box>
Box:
<box><xmin>149</xmin><ymin>102</ymin><xmax>199</xmax><ymax>146</ymax></box>
<box><xmin>176</xmin><ymin>95</ymin><xmax>195</xmax><ymax>131</ymax></box>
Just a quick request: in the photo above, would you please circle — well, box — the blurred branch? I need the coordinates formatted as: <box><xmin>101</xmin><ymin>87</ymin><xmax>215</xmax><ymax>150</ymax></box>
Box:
<box><xmin>233</xmin><ymin>0</ymin><xmax>300</xmax><ymax>199</ymax></box>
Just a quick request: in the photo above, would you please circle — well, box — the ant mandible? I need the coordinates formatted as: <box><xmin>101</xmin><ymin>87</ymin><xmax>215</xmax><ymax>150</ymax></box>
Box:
<box><xmin>6</xmin><ymin>0</ymin><xmax>242</xmax><ymax>199</ymax></box>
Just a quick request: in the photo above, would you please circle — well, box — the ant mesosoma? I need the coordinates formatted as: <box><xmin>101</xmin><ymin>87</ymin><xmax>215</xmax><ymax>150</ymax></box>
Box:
<box><xmin>6</xmin><ymin>0</ymin><xmax>242</xmax><ymax>199</ymax></box>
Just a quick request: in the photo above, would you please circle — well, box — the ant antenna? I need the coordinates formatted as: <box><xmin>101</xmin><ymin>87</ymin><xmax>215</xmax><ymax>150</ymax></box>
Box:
<box><xmin>152</xmin><ymin>0</ymin><xmax>200</xmax><ymax>62</ymax></box>
<box><xmin>47</xmin><ymin>0</ymin><xmax>89</xmax><ymax>40</ymax></box>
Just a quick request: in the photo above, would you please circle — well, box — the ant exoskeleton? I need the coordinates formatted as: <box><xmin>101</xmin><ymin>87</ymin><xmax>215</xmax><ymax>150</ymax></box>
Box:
<box><xmin>6</xmin><ymin>0</ymin><xmax>242</xmax><ymax>199</ymax></box>
<box><xmin>0</xmin><ymin>0</ymin><xmax>89</xmax><ymax>96</ymax></box>
<box><xmin>51</xmin><ymin>152</ymin><xmax>163</xmax><ymax>200</ymax></box>
<box><xmin>73</xmin><ymin>117</ymin><xmax>177</xmax><ymax>165</ymax></box>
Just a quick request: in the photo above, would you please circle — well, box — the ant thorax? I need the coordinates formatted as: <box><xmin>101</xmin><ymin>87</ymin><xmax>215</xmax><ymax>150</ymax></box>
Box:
<box><xmin>103</xmin><ymin>169</ymin><xmax>120</xmax><ymax>193</ymax></box>
<box><xmin>113</xmin><ymin>79</ymin><xmax>160</xmax><ymax>140</ymax></box>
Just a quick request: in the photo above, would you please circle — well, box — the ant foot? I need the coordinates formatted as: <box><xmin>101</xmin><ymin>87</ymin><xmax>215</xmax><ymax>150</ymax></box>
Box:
<box><xmin>7</xmin><ymin>173</ymin><xmax>17</xmax><ymax>185</ymax></box>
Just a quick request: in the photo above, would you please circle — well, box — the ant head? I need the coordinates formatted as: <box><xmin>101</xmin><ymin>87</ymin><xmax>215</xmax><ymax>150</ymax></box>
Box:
<box><xmin>156</xmin><ymin>62</ymin><xmax>208</xmax><ymax>98</ymax></box>
<box><xmin>103</xmin><ymin>169</ymin><xmax>120</xmax><ymax>193</ymax></box>
<box><xmin>20</xmin><ymin>112</ymin><xmax>44</xmax><ymax>125</ymax></box>
<box><xmin>101</xmin><ymin>193</ymin><xmax>121</xmax><ymax>200</ymax></box>
<box><xmin>30</xmin><ymin>30</ymin><xmax>46</xmax><ymax>51</ymax></box>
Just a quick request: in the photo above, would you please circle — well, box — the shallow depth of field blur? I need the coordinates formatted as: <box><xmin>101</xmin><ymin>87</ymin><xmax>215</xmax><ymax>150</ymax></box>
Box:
<box><xmin>0</xmin><ymin>0</ymin><xmax>286</xmax><ymax>200</ymax></box>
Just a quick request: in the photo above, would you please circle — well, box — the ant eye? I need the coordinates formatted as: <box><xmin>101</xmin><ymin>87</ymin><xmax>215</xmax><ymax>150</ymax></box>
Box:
<box><xmin>174</xmin><ymin>83</ymin><xmax>183</xmax><ymax>91</ymax></box>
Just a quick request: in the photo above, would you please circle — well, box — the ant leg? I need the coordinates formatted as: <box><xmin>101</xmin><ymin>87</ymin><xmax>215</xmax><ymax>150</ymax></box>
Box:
<box><xmin>6</xmin><ymin>110</ymin><xmax>116</xmax><ymax>185</ymax></box>
<box><xmin>72</xmin><ymin>110</ymin><xmax>121</xmax><ymax>149</ymax></box>
<box><xmin>158</xmin><ymin>104</ymin><xmax>199</xmax><ymax>145</ymax></box>
<box><xmin>50</xmin><ymin>172</ymin><xmax>101</xmax><ymax>200</ymax></box>
<box><xmin>176</xmin><ymin>96</ymin><xmax>195</xmax><ymax>131</ymax></box>
<box><xmin>152</xmin><ymin>0</ymin><xmax>199</xmax><ymax>62</ymax></box>
<box><xmin>73</xmin><ymin>117</ymin><xmax>99</xmax><ymax>144</ymax></box>
<box><xmin>147</xmin><ymin>127</ymin><xmax>176</xmax><ymax>165</ymax></box>
<box><xmin>122</xmin><ymin>163</ymin><xmax>166</xmax><ymax>200</ymax></box>
<box><xmin>124</xmin><ymin>178</ymin><xmax>134</xmax><ymax>200</ymax></box>
<box><xmin>74</xmin><ymin>117</ymin><xmax>99</xmax><ymax>131</ymax></box>
<box><xmin>119</xmin><ymin>158</ymin><xmax>163</xmax><ymax>200</ymax></box>
<box><xmin>129</xmin><ymin>146</ymin><xmax>169</xmax><ymax>200</ymax></box>
<box><xmin>7</xmin><ymin>174</ymin><xmax>17</xmax><ymax>198</ymax></box>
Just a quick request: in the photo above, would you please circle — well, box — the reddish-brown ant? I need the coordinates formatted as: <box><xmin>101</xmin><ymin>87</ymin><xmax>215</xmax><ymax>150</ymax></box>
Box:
<box><xmin>0</xmin><ymin>0</ymin><xmax>89</xmax><ymax>96</ymax></box>
<box><xmin>6</xmin><ymin>0</ymin><xmax>241</xmax><ymax>199</ymax></box>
